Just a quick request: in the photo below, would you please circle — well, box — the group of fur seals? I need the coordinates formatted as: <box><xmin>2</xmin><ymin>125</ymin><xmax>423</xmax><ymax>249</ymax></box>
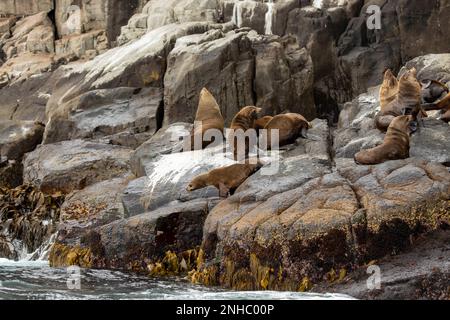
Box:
<box><xmin>355</xmin><ymin>115</ymin><xmax>415</xmax><ymax>165</ymax></box>
<box><xmin>187</xmin><ymin>88</ymin><xmax>312</xmax><ymax>197</ymax></box>
<box><xmin>375</xmin><ymin>68</ymin><xmax>423</xmax><ymax>131</ymax></box>
<box><xmin>186</xmin><ymin>162</ymin><xmax>263</xmax><ymax>197</ymax></box>
<box><xmin>356</xmin><ymin>68</ymin><xmax>449</xmax><ymax>165</ymax></box>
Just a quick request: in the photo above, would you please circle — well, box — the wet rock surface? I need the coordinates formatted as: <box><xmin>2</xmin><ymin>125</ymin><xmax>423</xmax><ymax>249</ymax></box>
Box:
<box><xmin>0</xmin><ymin>185</ymin><xmax>64</xmax><ymax>260</ymax></box>
<box><xmin>316</xmin><ymin>230</ymin><xmax>450</xmax><ymax>300</ymax></box>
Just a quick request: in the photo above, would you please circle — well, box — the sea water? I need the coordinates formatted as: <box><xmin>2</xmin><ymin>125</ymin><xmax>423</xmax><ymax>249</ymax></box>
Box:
<box><xmin>0</xmin><ymin>259</ymin><xmax>354</xmax><ymax>300</ymax></box>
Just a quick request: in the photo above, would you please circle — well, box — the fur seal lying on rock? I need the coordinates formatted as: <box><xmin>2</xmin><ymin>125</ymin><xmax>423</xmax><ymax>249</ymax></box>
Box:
<box><xmin>375</xmin><ymin>68</ymin><xmax>423</xmax><ymax>131</ymax></box>
<box><xmin>229</xmin><ymin>106</ymin><xmax>261</xmax><ymax>160</ymax></box>
<box><xmin>186</xmin><ymin>162</ymin><xmax>263</xmax><ymax>197</ymax></box>
<box><xmin>355</xmin><ymin>115</ymin><xmax>417</xmax><ymax>165</ymax></box>
<box><xmin>421</xmin><ymin>79</ymin><xmax>449</xmax><ymax>103</ymax></box>
<box><xmin>190</xmin><ymin>88</ymin><xmax>224</xmax><ymax>150</ymax></box>
<box><xmin>263</xmin><ymin>113</ymin><xmax>311</xmax><ymax>148</ymax></box>
<box><xmin>422</xmin><ymin>92</ymin><xmax>450</xmax><ymax>123</ymax></box>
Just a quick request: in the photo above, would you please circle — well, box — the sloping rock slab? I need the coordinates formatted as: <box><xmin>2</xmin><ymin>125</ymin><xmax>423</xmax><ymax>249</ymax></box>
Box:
<box><xmin>44</xmin><ymin>87</ymin><xmax>163</xmax><ymax>145</ymax></box>
<box><xmin>23</xmin><ymin>139</ymin><xmax>132</xmax><ymax>194</ymax></box>
<box><xmin>0</xmin><ymin>120</ymin><xmax>44</xmax><ymax>160</ymax></box>
<box><xmin>197</xmin><ymin>157</ymin><xmax>449</xmax><ymax>291</ymax></box>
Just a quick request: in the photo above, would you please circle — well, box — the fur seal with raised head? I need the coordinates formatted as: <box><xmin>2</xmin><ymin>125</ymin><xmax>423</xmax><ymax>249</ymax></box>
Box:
<box><xmin>380</xmin><ymin>69</ymin><xmax>399</xmax><ymax>110</ymax></box>
<box><xmin>229</xmin><ymin>106</ymin><xmax>262</xmax><ymax>160</ymax></box>
<box><xmin>263</xmin><ymin>113</ymin><xmax>312</xmax><ymax>148</ymax></box>
<box><xmin>190</xmin><ymin>88</ymin><xmax>224</xmax><ymax>150</ymax></box>
<box><xmin>186</xmin><ymin>162</ymin><xmax>263</xmax><ymax>197</ymax></box>
<box><xmin>355</xmin><ymin>115</ymin><xmax>417</xmax><ymax>165</ymax></box>
<box><xmin>375</xmin><ymin>68</ymin><xmax>423</xmax><ymax>131</ymax></box>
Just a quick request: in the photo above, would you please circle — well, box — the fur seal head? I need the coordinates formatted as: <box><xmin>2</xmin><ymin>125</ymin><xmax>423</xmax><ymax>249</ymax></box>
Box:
<box><xmin>398</xmin><ymin>68</ymin><xmax>421</xmax><ymax>105</ymax></box>
<box><xmin>230</xmin><ymin>106</ymin><xmax>262</xmax><ymax>131</ymax></box>
<box><xmin>380</xmin><ymin>68</ymin><xmax>399</xmax><ymax>109</ymax></box>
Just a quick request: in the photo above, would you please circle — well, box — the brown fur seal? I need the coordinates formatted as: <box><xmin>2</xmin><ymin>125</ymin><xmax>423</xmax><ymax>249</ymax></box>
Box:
<box><xmin>263</xmin><ymin>113</ymin><xmax>312</xmax><ymax>148</ymax></box>
<box><xmin>186</xmin><ymin>162</ymin><xmax>262</xmax><ymax>197</ymax></box>
<box><xmin>254</xmin><ymin>116</ymin><xmax>273</xmax><ymax>131</ymax></box>
<box><xmin>355</xmin><ymin>115</ymin><xmax>417</xmax><ymax>165</ymax></box>
<box><xmin>422</xmin><ymin>92</ymin><xmax>450</xmax><ymax>123</ymax></box>
<box><xmin>230</xmin><ymin>106</ymin><xmax>262</xmax><ymax>132</ymax></box>
<box><xmin>379</xmin><ymin>69</ymin><xmax>399</xmax><ymax>110</ymax></box>
<box><xmin>190</xmin><ymin>88</ymin><xmax>224</xmax><ymax>150</ymax></box>
<box><xmin>375</xmin><ymin>68</ymin><xmax>423</xmax><ymax>131</ymax></box>
<box><xmin>229</xmin><ymin>106</ymin><xmax>261</xmax><ymax>160</ymax></box>
<box><xmin>421</xmin><ymin>79</ymin><xmax>449</xmax><ymax>103</ymax></box>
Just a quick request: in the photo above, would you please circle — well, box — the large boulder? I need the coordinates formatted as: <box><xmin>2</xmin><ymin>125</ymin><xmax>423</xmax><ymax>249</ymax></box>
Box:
<box><xmin>163</xmin><ymin>29</ymin><xmax>254</xmax><ymax>125</ymax></box>
<box><xmin>131</xmin><ymin>122</ymin><xmax>193</xmax><ymax>177</ymax></box>
<box><xmin>198</xmin><ymin>153</ymin><xmax>449</xmax><ymax>290</ymax></box>
<box><xmin>23</xmin><ymin>139</ymin><xmax>132</xmax><ymax>194</ymax></box>
<box><xmin>124</xmin><ymin>144</ymin><xmax>239</xmax><ymax>216</ymax></box>
<box><xmin>54</xmin><ymin>0</ymin><xmax>144</xmax><ymax>45</ymax></box>
<box><xmin>1</xmin><ymin>12</ymin><xmax>55</xmax><ymax>60</ymax></box>
<box><xmin>0</xmin><ymin>12</ymin><xmax>56</xmax><ymax>85</ymax></box>
<box><xmin>400</xmin><ymin>53</ymin><xmax>450</xmax><ymax>86</ymax></box>
<box><xmin>43</xmin><ymin>87</ymin><xmax>164</xmax><ymax>146</ymax></box>
<box><xmin>0</xmin><ymin>120</ymin><xmax>44</xmax><ymax>160</ymax></box>
<box><xmin>49</xmin><ymin>199</ymin><xmax>213</xmax><ymax>273</ymax></box>
<box><xmin>334</xmin><ymin>0</ymin><xmax>450</xmax><ymax>100</ymax></box>
<box><xmin>59</xmin><ymin>175</ymin><xmax>133</xmax><ymax>228</ymax></box>
<box><xmin>45</xmin><ymin>22</ymin><xmax>214</xmax><ymax>130</ymax></box>
<box><xmin>252</xmin><ymin>34</ymin><xmax>315</xmax><ymax>119</ymax></box>
<box><xmin>0</xmin><ymin>70</ymin><xmax>60</xmax><ymax>122</ymax></box>
<box><xmin>164</xmin><ymin>29</ymin><xmax>316</xmax><ymax>125</ymax></box>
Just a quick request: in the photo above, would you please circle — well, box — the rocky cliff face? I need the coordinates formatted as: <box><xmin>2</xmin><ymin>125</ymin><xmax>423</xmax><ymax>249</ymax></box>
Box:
<box><xmin>0</xmin><ymin>0</ymin><xmax>449</xmax><ymax>299</ymax></box>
